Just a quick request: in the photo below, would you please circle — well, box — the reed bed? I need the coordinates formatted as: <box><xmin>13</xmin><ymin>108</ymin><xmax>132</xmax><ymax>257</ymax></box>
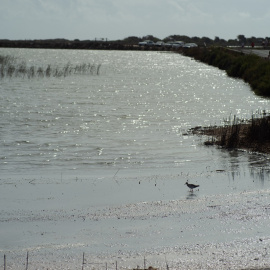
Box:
<box><xmin>0</xmin><ymin>54</ymin><xmax>101</xmax><ymax>79</ymax></box>
<box><xmin>192</xmin><ymin>112</ymin><xmax>270</xmax><ymax>153</ymax></box>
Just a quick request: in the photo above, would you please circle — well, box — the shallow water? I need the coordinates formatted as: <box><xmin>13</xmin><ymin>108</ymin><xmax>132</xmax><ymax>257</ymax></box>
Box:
<box><xmin>1</xmin><ymin>48</ymin><xmax>269</xmax><ymax>174</ymax></box>
<box><xmin>1</xmin><ymin>48</ymin><xmax>270</xmax><ymax>269</ymax></box>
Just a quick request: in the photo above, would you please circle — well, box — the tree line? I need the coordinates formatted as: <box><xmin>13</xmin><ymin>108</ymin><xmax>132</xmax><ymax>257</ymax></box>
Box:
<box><xmin>0</xmin><ymin>34</ymin><xmax>269</xmax><ymax>50</ymax></box>
<box><xmin>120</xmin><ymin>34</ymin><xmax>270</xmax><ymax>47</ymax></box>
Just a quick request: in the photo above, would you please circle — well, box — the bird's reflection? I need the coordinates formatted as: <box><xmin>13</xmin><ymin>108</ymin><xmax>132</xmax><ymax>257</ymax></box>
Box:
<box><xmin>186</xmin><ymin>192</ymin><xmax>198</xmax><ymax>200</ymax></box>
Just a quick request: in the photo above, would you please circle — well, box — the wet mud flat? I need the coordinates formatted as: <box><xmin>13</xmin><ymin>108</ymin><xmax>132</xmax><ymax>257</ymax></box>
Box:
<box><xmin>1</xmin><ymin>171</ymin><xmax>270</xmax><ymax>270</ymax></box>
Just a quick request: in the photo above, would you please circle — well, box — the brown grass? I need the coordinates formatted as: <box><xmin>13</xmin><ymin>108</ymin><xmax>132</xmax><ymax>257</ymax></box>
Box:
<box><xmin>192</xmin><ymin>114</ymin><xmax>270</xmax><ymax>154</ymax></box>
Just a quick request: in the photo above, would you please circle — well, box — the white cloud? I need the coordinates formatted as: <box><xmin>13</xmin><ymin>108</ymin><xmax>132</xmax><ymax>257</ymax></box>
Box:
<box><xmin>239</xmin><ymin>12</ymin><xmax>251</xmax><ymax>19</ymax></box>
<box><xmin>1</xmin><ymin>0</ymin><xmax>270</xmax><ymax>40</ymax></box>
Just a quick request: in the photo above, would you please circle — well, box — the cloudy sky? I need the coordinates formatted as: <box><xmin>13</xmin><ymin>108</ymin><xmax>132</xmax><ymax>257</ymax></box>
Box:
<box><xmin>1</xmin><ymin>0</ymin><xmax>270</xmax><ymax>41</ymax></box>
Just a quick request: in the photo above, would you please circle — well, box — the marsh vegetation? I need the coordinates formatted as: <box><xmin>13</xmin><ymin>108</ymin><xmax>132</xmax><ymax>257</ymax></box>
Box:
<box><xmin>193</xmin><ymin>112</ymin><xmax>270</xmax><ymax>153</ymax></box>
<box><xmin>0</xmin><ymin>54</ymin><xmax>101</xmax><ymax>79</ymax></box>
<box><xmin>183</xmin><ymin>47</ymin><xmax>270</xmax><ymax>97</ymax></box>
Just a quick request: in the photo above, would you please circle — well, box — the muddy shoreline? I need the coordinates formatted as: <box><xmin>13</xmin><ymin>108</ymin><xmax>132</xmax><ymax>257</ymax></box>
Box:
<box><xmin>2</xmin><ymin>171</ymin><xmax>270</xmax><ymax>270</ymax></box>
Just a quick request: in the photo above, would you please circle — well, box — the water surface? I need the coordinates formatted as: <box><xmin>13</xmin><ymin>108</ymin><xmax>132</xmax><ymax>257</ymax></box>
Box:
<box><xmin>1</xmin><ymin>48</ymin><xmax>270</xmax><ymax>269</ymax></box>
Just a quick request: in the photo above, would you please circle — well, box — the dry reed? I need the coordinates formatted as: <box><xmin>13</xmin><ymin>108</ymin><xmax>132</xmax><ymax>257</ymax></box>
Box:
<box><xmin>193</xmin><ymin>111</ymin><xmax>270</xmax><ymax>153</ymax></box>
<box><xmin>0</xmin><ymin>54</ymin><xmax>101</xmax><ymax>79</ymax></box>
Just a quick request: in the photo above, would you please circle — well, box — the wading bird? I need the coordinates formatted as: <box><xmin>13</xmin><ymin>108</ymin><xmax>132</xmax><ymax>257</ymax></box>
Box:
<box><xmin>185</xmin><ymin>181</ymin><xmax>199</xmax><ymax>192</ymax></box>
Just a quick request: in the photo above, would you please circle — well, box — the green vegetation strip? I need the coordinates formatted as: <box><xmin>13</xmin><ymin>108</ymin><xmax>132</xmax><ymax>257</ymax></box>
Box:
<box><xmin>183</xmin><ymin>47</ymin><xmax>270</xmax><ymax>97</ymax></box>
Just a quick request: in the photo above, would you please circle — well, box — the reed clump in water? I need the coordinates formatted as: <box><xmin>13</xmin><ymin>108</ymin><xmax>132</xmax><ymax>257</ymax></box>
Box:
<box><xmin>193</xmin><ymin>112</ymin><xmax>270</xmax><ymax>153</ymax></box>
<box><xmin>0</xmin><ymin>54</ymin><xmax>101</xmax><ymax>79</ymax></box>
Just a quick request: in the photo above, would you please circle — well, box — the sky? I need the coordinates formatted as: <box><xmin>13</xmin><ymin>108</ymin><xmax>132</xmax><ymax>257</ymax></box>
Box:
<box><xmin>1</xmin><ymin>0</ymin><xmax>270</xmax><ymax>41</ymax></box>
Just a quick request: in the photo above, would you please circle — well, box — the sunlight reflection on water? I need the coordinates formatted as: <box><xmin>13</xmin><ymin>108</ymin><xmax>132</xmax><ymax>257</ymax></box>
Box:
<box><xmin>1</xmin><ymin>48</ymin><xmax>270</xmax><ymax>269</ymax></box>
<box><xmin>1</xmin><ymin>48</ymin><xmax>269</xmax><ymax>175</ymax></box>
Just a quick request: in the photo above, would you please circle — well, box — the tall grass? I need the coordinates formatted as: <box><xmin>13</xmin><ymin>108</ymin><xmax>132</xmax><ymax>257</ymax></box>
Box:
<box><xmin>248</xmin><ymin>114</ymin><xmax>270</xmax><ymax>143</ymax></box>
<box><xmin>0</xmin><ymin>54</ymin><xmax>101</xmax><ymax>79</ymax></box>
<box><xmin>201</xmin><ymin>112</ymin><xmax>270</xmax><ymax>152</ymax></box>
